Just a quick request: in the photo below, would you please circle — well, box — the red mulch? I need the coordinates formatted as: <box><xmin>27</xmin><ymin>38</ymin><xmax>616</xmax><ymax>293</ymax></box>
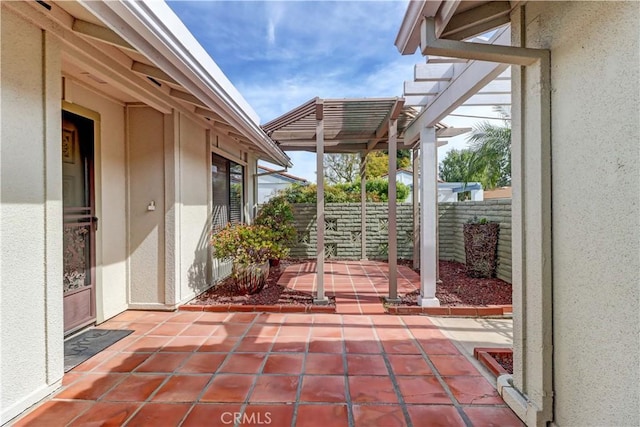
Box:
<box><xmin>490</xmin><ymin>351</ymin><xmax>513</xmax><ymax>374</ymax></box>
<box><xmin>191</xmin><ymin>260</ymin><xmax>335</xmax><ymax>307</ymax></box>
<box><xmin>398</xmin><ymin>259</ymin><xmax>512</xmax><ymax>307</ymax></box>
<box><xmin>192</xmin><ymin>258</ymin><xmax>509</xmax><ymax>308</ymax></box>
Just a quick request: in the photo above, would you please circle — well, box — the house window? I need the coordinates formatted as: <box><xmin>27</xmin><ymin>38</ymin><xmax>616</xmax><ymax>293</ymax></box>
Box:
<box><xmin>212</xmin><ymin>153</ymin><xmax>244</xmax><ymax>229</ymax></box>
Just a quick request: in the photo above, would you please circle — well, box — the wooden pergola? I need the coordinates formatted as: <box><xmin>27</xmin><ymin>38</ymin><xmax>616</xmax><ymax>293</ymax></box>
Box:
<box><xmin>262</xmin><ymin>97</ymin><xmax>467</xmax><ymax>303</ymax></box>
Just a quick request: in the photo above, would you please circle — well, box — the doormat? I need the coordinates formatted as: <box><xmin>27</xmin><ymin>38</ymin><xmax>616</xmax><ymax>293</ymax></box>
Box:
<box><xmin>64</xmin><ymin>329</ymin><xmax>133</xmax><ymax>372</ymax></box>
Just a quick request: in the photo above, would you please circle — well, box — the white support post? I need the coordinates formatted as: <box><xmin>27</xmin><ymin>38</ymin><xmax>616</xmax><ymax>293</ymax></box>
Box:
<box><xmin>360</xmin><ymin>152</ymin><xmax>367</xmax><ymax>260</ymax></box>
<box><xmin>419</xmin><ymin>127</ymin><xmax>440</xmax><ymax>307</ymax></box>
<box><xmin>412</xmin><ymin>147</ymin><xmax>420</xmax><ymax>270</ymax></box>
<box><xmin>387</xmin><ymin>119</ymin><xmax>398</xmax><ymax>300</ymax></box>
<box><xmin>314</xmin><ymin>101</ymin><xmax>328</xmax><ymax>304</ymax></box>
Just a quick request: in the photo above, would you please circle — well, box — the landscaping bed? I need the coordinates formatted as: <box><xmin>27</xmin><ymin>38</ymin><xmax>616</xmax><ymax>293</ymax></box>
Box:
<box><xmin>474</xmin><ymin>347</ymin><xmax>514</xmax><ymax>376</ymax></box>
<box><xmin>184</xmin><ymin>260</ymin><xmax>336</xmax><ymax>313</ymax></box>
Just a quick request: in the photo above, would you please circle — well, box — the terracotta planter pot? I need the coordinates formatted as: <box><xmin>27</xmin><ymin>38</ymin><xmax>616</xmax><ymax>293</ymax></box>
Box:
<box><xmin>232</xmin><ymin>261</ymin><xmax>270</xmax><ymax>294</ymax></box>
<box><xmin>463</xmin><ymin>223</ymin><xmax>499</xmax><ymax>278</ymax></box>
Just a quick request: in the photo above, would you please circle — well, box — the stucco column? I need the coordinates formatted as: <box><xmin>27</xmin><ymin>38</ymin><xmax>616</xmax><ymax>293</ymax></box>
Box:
<box><xmin>412</xmin><ymin>147</ymin><xmax>420</xmax><ymax>270</ymax></box>
<box><xmin>360</xmin><ymin>152</ymin><xmax>367</xmax><ymax>260</ymax></box>
<box><xmin>419</xmin><ymin>127</ymin><xmax>439</xmax><ymax>307</ymax></box>
<box><xmin>314</xmin><ymin>101</ymin><xmax>328</xmax><ymax>304</ymax></box>
<box><xmin>387</xmin><ymin>119</ymin><xmax>398</xmax><ymax>300</ymax></box>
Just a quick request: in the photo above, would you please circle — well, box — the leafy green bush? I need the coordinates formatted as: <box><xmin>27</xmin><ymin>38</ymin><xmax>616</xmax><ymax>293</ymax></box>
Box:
<box><xmin>276</xmin><ymin>180</ymin><xmax>409</xmax><ymax>203</ymax></box>
<box><xmin>254</xmin><ymin>196</ymin><xmax>296</xmax><ymax>255</ymax></box>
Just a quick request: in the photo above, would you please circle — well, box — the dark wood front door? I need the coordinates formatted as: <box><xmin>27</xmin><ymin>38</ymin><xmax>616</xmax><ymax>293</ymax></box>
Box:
<box><xmin>62</xmin><ymin>111</ymin><xmax>97</xmax><ymax>335</ymax></box>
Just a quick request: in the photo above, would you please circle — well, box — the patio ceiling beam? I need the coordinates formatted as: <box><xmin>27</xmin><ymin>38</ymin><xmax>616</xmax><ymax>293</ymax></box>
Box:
<box><xmin>131</xmin><ymin>61</ymin><xmax>178</xmax><ymax>85</ymax></box>
<box><xmin>421</xmin><ymin>18</ymin><xmax>546</xmax><ymax>66</ymax></box>
<box><xmin>193</xmin><ymin>106</ymin><xmax>226</xmax><ymax>123</ymax></box>
<box><xmin>440</xmin><ymin>1</ymin><xmax>512</xmax><ymax>40</ymax></box>
<box><xmin>435</xmin><ymin>0</ymin><xmax>462</xmax><ymax>38</ymax></box>
<box><xmin>169</xmin><ymin>88</ymin><xmax>208</xmax><ymax>108</ymax></box>
<box><xmin>71</xmin><ymin>19</ymin><xmax>136</xmax><ymax>51</ymax></box>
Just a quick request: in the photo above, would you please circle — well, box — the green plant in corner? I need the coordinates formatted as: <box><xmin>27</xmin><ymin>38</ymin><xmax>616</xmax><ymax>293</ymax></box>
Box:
<box><xmin>211</xmin><ymin>224</ymin><xmax>281</xmax><ymax>294</ymax></box>
<box><xmin>254</xmin><ymin>195</ymin><xmax>296</xmax><ymax>263</ymax></box>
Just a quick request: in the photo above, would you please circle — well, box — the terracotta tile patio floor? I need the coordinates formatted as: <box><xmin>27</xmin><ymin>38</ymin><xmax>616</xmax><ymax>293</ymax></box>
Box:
<box><xmin>14</xmin><ymin>262</ymin><xmax>522</xmax><ymax>427</ymax></box>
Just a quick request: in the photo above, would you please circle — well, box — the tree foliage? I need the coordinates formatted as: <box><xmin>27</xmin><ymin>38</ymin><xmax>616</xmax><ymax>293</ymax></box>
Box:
<box><xmin>276</xmin><ymin>180</ymin><xmax>410</xmax><ymax>204</ymax></box>
<box><xmin>324</xmin><ymin>153</ymin><xmax>360</xmax><ymax>184</ymax></box>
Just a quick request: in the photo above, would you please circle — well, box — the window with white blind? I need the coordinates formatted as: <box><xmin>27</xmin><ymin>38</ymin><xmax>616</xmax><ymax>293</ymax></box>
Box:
<box><xmin>211</xmin><ymin>153</ymin><xmax>244</xmax><ymax>230</ymax></box>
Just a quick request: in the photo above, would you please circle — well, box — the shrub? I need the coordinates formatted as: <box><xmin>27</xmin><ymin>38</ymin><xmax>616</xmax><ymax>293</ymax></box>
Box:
<box><xmin>254</xmin><ymin>196</ymin><xmax>296</xmax><ymax>257</ymax></box>
<box><xmin>276</xmin><ymin>180</ymin><xmax>409</xmax><ymax>203</ymax></box>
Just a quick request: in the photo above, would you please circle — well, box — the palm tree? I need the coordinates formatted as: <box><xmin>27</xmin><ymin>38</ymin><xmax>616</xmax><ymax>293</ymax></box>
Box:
<box><xmin>465</xmin><ymin>110</ymin><xmax>511</xmax><ymax>190</ymax></box>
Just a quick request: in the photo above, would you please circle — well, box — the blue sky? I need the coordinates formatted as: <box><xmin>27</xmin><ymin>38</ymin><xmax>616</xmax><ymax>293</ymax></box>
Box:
<box><xmin>168</xmin><ymin>1</ymin><xmax>503</xmax><ymax>182</ymax></box>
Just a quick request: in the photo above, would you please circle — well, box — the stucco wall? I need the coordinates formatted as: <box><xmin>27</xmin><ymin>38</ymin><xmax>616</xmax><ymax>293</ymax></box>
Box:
<box><xmin>177</xmin><ymin>114</ymin><xmax>209</xmax><ymax>303</ymax></box>
<box><xmin>64</xmin><ymin>81</ymin><xmax>128</xmax><ymax>322</ymax></box>
<box><xmin>0</xmin><ymin>8</ymin><xmax>64</xmax><ymax>423</ymax></box>
<box><xmin>520</xmin><ymin>2</ymin><xmax>640</xmax><ymax>426</ymax></box>
<box><xmin>127</xmin><ymin>106</ymin><xmax>166</xmax><ymax>306</ymax></box>
<box><xmin>288</xmin><ymin>201</ymin><xmax>512</xmax><ymax>282</ymax></box>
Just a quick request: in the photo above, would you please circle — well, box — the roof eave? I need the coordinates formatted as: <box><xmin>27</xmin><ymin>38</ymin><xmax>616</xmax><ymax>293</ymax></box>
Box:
<box><xmin>395</xmin><ymin>1</ymin><xmax>443</xmax><ymax>55</ymax></box>
<box><xmin>78</xmin><ymin>0</ymin><xmax>291</xmax><ymax>167</ymax></box>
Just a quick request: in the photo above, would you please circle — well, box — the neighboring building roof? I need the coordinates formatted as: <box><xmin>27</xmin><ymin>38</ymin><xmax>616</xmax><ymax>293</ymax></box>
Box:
<box><xmin>484</xmin><ymin>186</ymin><xmax>512</xmax><ymax>199</ymax></box>
<box><xmin>257</xmin><ymin>166</ymin><xmax>308</xmax><ymax>184</ymax></box>
<box><xmin>47</xmin><ymin>0</ymin><xmax>290</xmax><ymax>167</ymax></box>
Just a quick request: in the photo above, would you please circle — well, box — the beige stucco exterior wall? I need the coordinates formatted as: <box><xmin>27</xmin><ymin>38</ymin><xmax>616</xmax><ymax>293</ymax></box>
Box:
<box><xmin>64</xmin><ymin>81</ymin><xmax>128</xmax><ymax>323</ymax></box>
<box><xmin>127</xmin><ymin>106</ymin><xmax>167</xmax><ymax>308</ymax></box>
<box><xmin>177</xmin><ymin>113</ymin><xmax>209</xmax><ymax>303</ymax></box>
<box><xmin>515</xmin><ymin>2</ymin><xmax>640</xmax><ymax>426</ymax></box>
<box><xmin>0</xmin><ymin>8</ymin><xmax>64</xmax><ymax>423</ymax></box>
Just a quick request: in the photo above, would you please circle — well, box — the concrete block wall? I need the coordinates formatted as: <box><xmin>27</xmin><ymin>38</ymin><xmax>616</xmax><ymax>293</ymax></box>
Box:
<box><xmin>290</xmin><ymin>200</ymin><xmax>512</xmax><ymax>283</ymax></box>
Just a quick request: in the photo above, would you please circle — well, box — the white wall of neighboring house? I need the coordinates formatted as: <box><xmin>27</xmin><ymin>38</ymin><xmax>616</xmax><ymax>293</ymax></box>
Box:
<box><xmin>257</xmin><ymin>167</ymin><xmax>307</xmax><ymax>204</ymax></box>
<box><xmin>390</xmin><ymin>170</ymin><xmax>484</xmax><ymax>202</ymax></box>
<box><xmin>0</xmin><ymin>2</ymin><xmax>288</xmax><ymax>423</ymax></box>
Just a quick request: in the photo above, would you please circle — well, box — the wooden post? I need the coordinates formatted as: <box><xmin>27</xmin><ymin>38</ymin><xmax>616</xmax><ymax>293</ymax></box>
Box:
<box><xmin>360</xmin><ymin>152</ymin><xmax>367</xmax><ymax>260</ymax></box>
<box><xmin>387</xmin><ymin>119</ymin><xmax>398</xmax><ymax>300</ymax></box>
<box><xmin>314</xmin><ymin>100</ymin><xmax>328</xmax><ymax>304</ymax></box>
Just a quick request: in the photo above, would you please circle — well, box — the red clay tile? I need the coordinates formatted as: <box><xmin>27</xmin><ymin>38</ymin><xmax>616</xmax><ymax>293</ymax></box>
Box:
<box><xmin>299</xmin><ymin>376</ymin><xmax>345</xmax><ymax>403</ymax></box>
<box><xmin>218</xmin><ymin>323</ymin><xmax>251</xmax><ymax>337</ymax></box>
<box><xmin>348</xmin><ymin>376</ymin><xmax>398</xmax><ymax>403</ymax></box>
<box><xmin>262</xmin><ymin>353</ymin><xmax>304</xmax><ymax>374</ymax></box>
<box><xmin>418</xmin><ymin>339</ymin><xmax>461</xmax><ymax>355</ymax></box>
<box><xmin>396</xmin><ymin>376</ymin><xmax>451</xmax><ymax>404</ymax></box>
<box><xmin>310</xmin><ymin>327</ymin><xmax>342</xmax><ymax>338</ymax></box>
<box><xmin>249</xmin><ymin>375</ymin><xmax>299</xmax><ymax>403</ymax></box>
<box><xmin>56</xmin><ymin>373</ymin><xmax>125</xmax><ymax>400</ymax></box>
<box><xmin>123</xmin><ymin>336</ymin><xmax>171</xmax><ymax>353</ymax></box>
<box><xmin>463</xmin><ymin>407</ymin><xmax>525</xmax><ymax>427</ymax></box>
<box><xmin>296</xmin><ymin>404</ymin><xmax>349</xmax><ymax>427</ymax></box>
<box><xmin>178</xmin><ymin>353</ymin><xmax>227</xmax><ymax>374</ymax></box>
<box><xmin>278</xmin><ymin>325</ymin><xmax>311</xmax><ymax>337</ymax></box>
<box><xmin>352</xmin><ymin>405</ymin><xmax>407</xmax><ymax>427</ymax></box>
<box><xmin>345</xmin><ymin>340</ymin><xmax>382</xmax><ymax>354</ymax></box>
<box><xmin>406</xmin><ymin>405</ymin><xmax>466</xmax><ymax>427</ymax></box>
<box><xmin>218</xmin><ymin>353</ymin><xmax>266</xmax><ymax>374</ymax></box>
<box><xmin>101</xmin><ymin>374</ymin><xmax>165</xmax><ymax>401</ymax></box>
<box><xmin>272</xmin><ymin>338</ymin><xmax>307</xmax><ymax>353</ymax></box>
<box><xmin>62</xmin><ymin>372</ymin><xmax>84</xmax><ymax>386</ymax></box>
<box><xmin>346</xmin><ymin>354</ymin><xmax>388</xmax><ymax>375</ymax></box>
<box><xmin>443</xmin><ymin>376</ymin><xmax>503</xmax><ymax>405</ymax></box>
<box><xmin>235</xmin><ymin>338</ymin><xmax>274</xmax><ymax>352</ymax></box>
<box><xmin>13</xmin><ymin>400</ymin><xmax>93</xmax><ymax>427</ymax></box>
<box><xmin>244</xmin><ymin>404</ymin><xmax>294</xmax><ymax>426</ymax></box>
<box><xmin>71</xmin><ymin>351</ymin><xmax>117</xmax><ymax>372</ymax></box>
<box><xmin>127</xmin><ymin>322</ymin><xmax>159</xmax><ymax>335</ymax></box>
<box><xmin>162</xmin><ymin>336</ymin><xmax>207</xmax><ymax>352</ymax></box>
<box><xmin>151</xmin><ymin>375</ymin><xmax>211</xmax><ymax>402</ymax></box>
<box><xmin>68</xmin><ymin>402</ymin><xmax>139</xmax><ymax>426</ymax></box>
<box><xmin>200</xmin><ymin>374</ymin><xmax>255</xmax><ymax>403</ymax></box>
<box><xmin>93</xmin><ymin>352</ymin><xmax>150</xmax><ymax>373</ymax></box>
<box><xmin>177</xmin><ymin>324</ymin><xmax>215</xmax><ymax>337</ymax></box>
<box><xmin>178</xmin><ymin>305</ymin><xmax>203</xmax><ymax>312</ymax></box>
<box><xmin>246</xmin><ymin>325</ymin><xmax>280</xmax><ymax>337</ymax></box>
<box><xmin>304</xmin><ymin>353</ymin><xmax>344</xmax><ymax>375</ymax></box>
<box><xmin>227</xmin><ymin>313</ymin><xmax>258</xmax><ymax>323</ymax></box>
<box><xmin>430</xmin><ymin>355</ymin><xmax>481</xmax><ymax>376</ymax></box>
<box><xmin>308</xmin><ymin>339</ymin><xmax>344</xmax><ymax>353</ymax></box>
<box><xmin>381</xmin><ymin>339</ymin><xmax>422</xmax><ymax>355</ymax></box>
<box><xmin>388</xmin><ymin>354</ymin><xmax>433</xmax><ymax>375</ymax></box>
<box><xmin>167</xmin><ymin>311</ymin><xmax>203</xmax><ymax>323</ymax></box>
<box><xmin>280</xmin><ymin>305</ymin><xmax>307</xmax><ymax>313</ymax></box>
<box><xmin>126</xmin><ymin>403</ymin><xmax>191</xmax><ymax>427</ymax></box>
<box><xmin>198</xmin><ymin>336</ymin><xmax>239</xmax><ymax>352</ymax></box>
<box><xmin>181</xmin><ymin>404</ymin><xmax>242</xmax><ymax>427</ymax></box>
<box><xmin>135</xmin><ymin>352</ymin><xmax>190</xmax><ymax>373</ymax></box>
<box><xmin>149</xmin><ymin>322</ymin><xmax>188</xmax><ymax>336</ymax></box>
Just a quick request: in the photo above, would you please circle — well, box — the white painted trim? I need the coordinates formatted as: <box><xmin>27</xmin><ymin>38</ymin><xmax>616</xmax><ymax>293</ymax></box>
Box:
<box><xmin>419</xmin><ymin>127</ymin><xmax>439</xmax><ymax>307</ymax></box>
<box><xmin>127</xmin><ymin>302</ymin><xmax>176</xmax><ymax>311</ymax></box>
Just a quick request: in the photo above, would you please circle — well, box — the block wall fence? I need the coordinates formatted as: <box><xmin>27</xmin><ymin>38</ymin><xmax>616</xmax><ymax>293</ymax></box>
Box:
<box><xmin>288</xmin><ymin>200</ymin><xmax>512</xmax><ymax>283</ymax></box>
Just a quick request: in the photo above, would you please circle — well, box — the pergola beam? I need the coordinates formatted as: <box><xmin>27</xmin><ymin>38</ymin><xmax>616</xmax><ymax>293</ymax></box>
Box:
<box><xmin>441</xmin><ymin>1</ymin><xmax>512</xmax><ymax>40</ymax></box>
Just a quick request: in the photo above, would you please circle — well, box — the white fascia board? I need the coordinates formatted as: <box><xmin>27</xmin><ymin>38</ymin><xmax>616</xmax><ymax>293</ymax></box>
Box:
<box><xmin>395</xmin><ymin>1</ymin><xmax>442</xmax><ymax>55</ymax></box>
<box><xmin>78</xmin><ymin>0</ymin><xmax>290</xmax><ymax>167</ymax></box>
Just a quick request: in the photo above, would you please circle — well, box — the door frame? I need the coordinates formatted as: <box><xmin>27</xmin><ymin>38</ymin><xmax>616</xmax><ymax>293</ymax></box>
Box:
<box><xmin>62</xmin><ymin>101</ymin><xmax>102</xmax><ymax>335</ymax></box>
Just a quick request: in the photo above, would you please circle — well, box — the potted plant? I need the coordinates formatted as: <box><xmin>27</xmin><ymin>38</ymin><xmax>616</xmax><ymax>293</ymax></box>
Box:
<box><xmin>463</xmin><ymin>216</ymin><xmax>500</xmax><ymax>278</ymax></box>
<box><xmin>254</xmin><ymin>195</ymin><xmax>296</xmax><ymax>267</ymax></box>
<box><xmin>211</xmin><ymin>224</ymin><xmax>280</xmax><ymax>294</ymax></box>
